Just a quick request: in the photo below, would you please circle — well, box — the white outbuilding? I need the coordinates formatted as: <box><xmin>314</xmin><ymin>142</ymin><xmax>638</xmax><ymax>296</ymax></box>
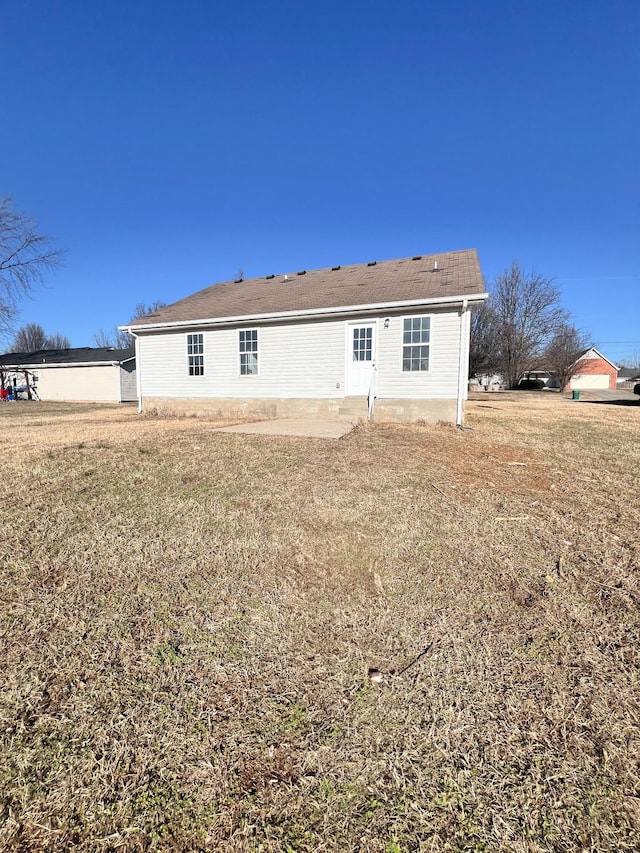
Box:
<box><xmin>0</xmin><ymin>347</ymin><xmax>136</xmax><ymax>403</ymax></box>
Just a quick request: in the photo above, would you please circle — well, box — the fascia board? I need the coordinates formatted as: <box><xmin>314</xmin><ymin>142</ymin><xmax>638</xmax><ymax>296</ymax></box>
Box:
<box><xmin>9</xmin><ymin>361</ymin><xmax>122</xmax><ymax>369</ymax></box>
<box><xmin>122</xmin><ymin>291</ymin><xmax>489</xmax><ymax>333</ymax></box>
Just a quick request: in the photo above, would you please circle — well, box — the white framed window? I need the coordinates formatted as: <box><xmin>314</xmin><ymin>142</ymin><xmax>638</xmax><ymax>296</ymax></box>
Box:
<box><xmin>402</xmin><ymin>316</ymin><xmax>430</xmax><ymax>372</ymax></box>
<box><xmin>187</xmin><ymin>333</ymin><xmax>204</xmax><ymax>376</ymax></box>
<box><xmin>239</xmin><ymin>329</ymin><xmax>258</xmax><ymax>375</ymax></box>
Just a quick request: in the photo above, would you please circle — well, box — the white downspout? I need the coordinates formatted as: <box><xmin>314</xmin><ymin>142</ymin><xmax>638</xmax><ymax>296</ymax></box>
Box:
<box><xmin>368</xmin><ymin>359</ymin><xmax>376</xmax><ymax>421</ymax></box>
<box><xmin>115</xmin><ymin>361</ymin><xmax>122</xmax><ymax>403</ymax></box>
<box><xmin>368</xmin><ymin>320</ymin><xmax>380</xmax><ymax>421</ymax></box>
<box><xmin>131</xmin><ymin>331</ymin><xmax>142</xmax><ymax>414</ymax></box>
<box><xmin>456</xmin><ymin>299</ymin><xmax>469</xmax><ymax>427</ymax></box>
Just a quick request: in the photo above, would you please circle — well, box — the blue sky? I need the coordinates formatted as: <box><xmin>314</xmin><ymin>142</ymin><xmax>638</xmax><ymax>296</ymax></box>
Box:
<box><xmin>2</xmin><ymin>0</ymin><xmax>639</xmax><ymax>362</ymax></box>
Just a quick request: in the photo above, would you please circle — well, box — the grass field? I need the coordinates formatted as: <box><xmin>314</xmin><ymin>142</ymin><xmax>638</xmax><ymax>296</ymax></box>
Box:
<box><xmin>1</xmin><ymin>396</ymin><xmax>639</xmax><ymax>852</ymax></box>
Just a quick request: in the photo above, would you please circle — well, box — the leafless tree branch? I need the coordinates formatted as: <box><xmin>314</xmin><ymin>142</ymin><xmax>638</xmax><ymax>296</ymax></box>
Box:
<box><xmin>93</xmin><ymin>301</ymin><xmax>168</xmax><ymax>350</ymax></box>
<box><xmin>11</xmin><ymin>322</ymin><xmax>70</xmax><ymax>352</ymax></box>
<box><xmin>0</xmin><ymin>196</ymin><xmax>64</xmax><ymax>339</ymax></box>
<box><xmin>543</xmin><ymin>324</ymin><xmax>591</xmax><ymax>391</ymax></box>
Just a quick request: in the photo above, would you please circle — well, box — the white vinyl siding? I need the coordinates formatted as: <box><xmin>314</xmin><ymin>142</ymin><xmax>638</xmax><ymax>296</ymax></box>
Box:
<box><xmin>137</xmin><ymin>308</ymin><xmax>464</xmax><ymax>403</ymax></box>
<box><xmin>119</xmin><ymin>361</ymin><xmax>137</xmax><ymax>402</ymax></box>
<box><xmin>138</xmin><ymin>319</ymin><xmax>345</xmax><ymax>399</ymax></box>
<box><xmin>29</xmin><ymin>365</ymin><xmax>124</xmax><ymax>402</ymax></box>
<box><xmin>376</xmin><ymin>311</ymin><xmax>461</xmax><ymax>399</ymax></box>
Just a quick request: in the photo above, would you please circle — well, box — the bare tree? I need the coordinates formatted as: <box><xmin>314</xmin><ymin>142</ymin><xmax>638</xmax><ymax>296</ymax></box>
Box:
<box><xmin>0</xmin><ymin>197</ymin><xmax>64</xmax><ymax>340</ymax></box>
<box><xmin>12</xmin><ymin>322</ymin><xmax>47</xmax><ymax>351</ymax></box>
<box><xmin>131</xmin><ymin>301</ymin><xmax>167</xmax><ymax>322</ymax></box>
<box><xmin>622</xmin><ymin>350</ymin><xmax>640</xmax><ymax>370</ymax></box>
<box><xmin>93</xmin><ymin>301</ymin><xmax>167</xmax><ymax>350</ymax></box>
<box><xmin>12</xmin><ymin>322</ymin><xmax>70</xmax><ymax>351</ymax></box>
<box><xmin>44</xmin><ymin>331</ymin><xmax>71</xmax><ymax>350</ymax></box>
<box><xmin>483</xmin><ymin>262</ymin><xmax>568</xmax><ymax>388</ymax></box>
<box><xmin>93</xmin><ymin>327</ymin><xmax>119</xmax><ymax>348</ymax></box>
<box><xmin>469</xmin><ymin>300</ymin><xmax>498</xmax><ymax>378</ymax></box>
<box><xmin>544</xmin><ymin>324</ymin><xmax>591</xmax><ymax>391</ymax></box>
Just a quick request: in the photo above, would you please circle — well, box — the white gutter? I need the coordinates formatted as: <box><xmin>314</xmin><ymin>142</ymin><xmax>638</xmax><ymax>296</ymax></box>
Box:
<box><xmin>122</xmin><ymin>292</ymin><xmax>488</xmax><ymax>334</ymax></box>
<box><xmin>456</xmin><ymin>299</ymin><xmax>470</xmax><ymax>427</ymax></box>
<box><xmin>3</xmin><ymin>360</ymin><xmax>126</xmax><ymax>369</ymax></box>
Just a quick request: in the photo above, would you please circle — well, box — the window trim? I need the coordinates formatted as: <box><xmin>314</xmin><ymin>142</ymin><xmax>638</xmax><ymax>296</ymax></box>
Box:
<box><xmin>401</xmin><ymin>315</ymin><xmax>431</xmax><ymax>373</ymax></box>
<box><xmin>186</xmin><ymin>332</ymin><xmax>205</xmax><ymax>377</ymax></box>
<box><xmin>239</xmin><ymin>328</ymin><xmax>259</xmax><ymax>377</ymax></box>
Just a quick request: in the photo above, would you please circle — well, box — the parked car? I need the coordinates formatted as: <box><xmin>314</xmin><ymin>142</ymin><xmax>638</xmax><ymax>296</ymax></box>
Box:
<box><xmin>634</xmin><ymin>383</ymin><xmax>640</xmax><ymax>398</ymax></box>
<box><xmin>517</xmin><ymin>378</ymin><xmax>545</xmax><ymax>391</ymax></box>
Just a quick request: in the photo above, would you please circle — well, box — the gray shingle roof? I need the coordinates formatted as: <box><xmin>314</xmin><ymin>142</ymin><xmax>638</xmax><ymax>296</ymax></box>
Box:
<box><xmin>128</xmin><ymin>249</ymin><xmax>485</xmax><ymax>329</ymax></box>
<box><xmin>618</xmin><ymin>367</ymin><xmax>640</xmax><ymax>380</ymax></box>
<box><xmin>0</xmin><ymin>347</ymin><xmax>134</xmax><ymax>367</ymax></box>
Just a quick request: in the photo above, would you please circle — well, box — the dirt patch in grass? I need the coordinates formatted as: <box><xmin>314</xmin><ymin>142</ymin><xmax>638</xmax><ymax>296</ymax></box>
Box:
<box><xmin>1</xmin><ymin>398</ymin><xmax>639</xmax><ymax>851</ymax></box>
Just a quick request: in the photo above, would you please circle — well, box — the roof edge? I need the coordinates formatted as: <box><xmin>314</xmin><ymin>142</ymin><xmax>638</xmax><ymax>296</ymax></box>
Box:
<box><xmin>0</xmin><ymin>359</ymin><xmax>132</xmax><ymax>369</ymax></box>
<box><xmin>123</xmin><ymin>291</ymin><xmax>489</xmax><ymax>333</ymax></box>
<box><xmin>575</xmin><ymin>347</ymin><xmax>619</xmax><ymax>371</ymax></box>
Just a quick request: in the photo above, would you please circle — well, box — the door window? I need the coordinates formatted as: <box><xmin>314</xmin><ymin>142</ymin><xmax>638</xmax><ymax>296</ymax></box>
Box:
<box><xmin>353</xmin><ymin>327</ymin><xmax>373</xmax><ymax>361</ymax></box>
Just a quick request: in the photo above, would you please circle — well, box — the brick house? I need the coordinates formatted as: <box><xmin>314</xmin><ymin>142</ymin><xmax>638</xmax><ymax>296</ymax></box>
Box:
<box><xmin>567</xmin><ymin>348</ymin><xmax>618</xmax><ymax>391</ymax></box>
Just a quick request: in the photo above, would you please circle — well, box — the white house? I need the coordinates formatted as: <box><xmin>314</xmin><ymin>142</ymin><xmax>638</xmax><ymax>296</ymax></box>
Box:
<box><xmin>123</xmin><ymin>250</ymin><xmax>488</xmax><ymax>424</ymax></box>
<box><xmin>0</xmin><ymin>347</ymin><xmax>136</xmax><ymax>402</ymax></box>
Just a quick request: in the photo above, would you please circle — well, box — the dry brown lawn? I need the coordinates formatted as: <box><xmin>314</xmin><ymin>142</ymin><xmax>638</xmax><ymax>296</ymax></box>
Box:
<box><xmin>1</xmin><ymin>395</ymin><xmax>639</xmax><ymax>852</ymax></box>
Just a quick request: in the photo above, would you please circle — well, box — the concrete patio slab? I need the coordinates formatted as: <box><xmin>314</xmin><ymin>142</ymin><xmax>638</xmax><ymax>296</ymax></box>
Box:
<box><xmin>212</xmin><ymin>418</ymin><xmax>358</xmax><ymax>439</ymax></box>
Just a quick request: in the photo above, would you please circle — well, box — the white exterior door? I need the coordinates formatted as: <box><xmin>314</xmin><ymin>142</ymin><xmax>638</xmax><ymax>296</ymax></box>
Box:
<box><xmin>346</xmin><ymin>323</ymin><xmax>375</xmax><ymax>396</ymax></box>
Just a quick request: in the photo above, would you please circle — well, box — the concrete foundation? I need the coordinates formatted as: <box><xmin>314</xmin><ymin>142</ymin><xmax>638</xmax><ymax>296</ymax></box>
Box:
<box><xmin>142</xmin><ymin>396</ymin><xmax>459</xmax><ymax>424</ymax></box>
<box><xmin>373</xmin><ymin>398</ymin><xmax>458</xmax><ymax>424</ymax></box>
<box><xmin>143</xmin><ymin>396</ymin><xmax>367</xmax><ymax>421</ymax></box>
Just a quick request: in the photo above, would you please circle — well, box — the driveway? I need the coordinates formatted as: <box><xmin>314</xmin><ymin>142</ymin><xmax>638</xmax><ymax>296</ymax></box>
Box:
<box><xmin>572</xmin><ymin>389</ymin><xmax>639</xmax><ymax>405</ymax></box>
<box><xmin>212</xmin><ymin>418</ymin><xmax>357</xmax><ymax>439</ymax></box>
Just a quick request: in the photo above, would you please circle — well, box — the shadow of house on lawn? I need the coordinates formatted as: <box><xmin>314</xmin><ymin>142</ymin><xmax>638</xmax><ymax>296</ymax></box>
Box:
<box><xmin>580</xmin><ymin>399</ymin><xmax>640</xmax><ymax>407</ymax></box>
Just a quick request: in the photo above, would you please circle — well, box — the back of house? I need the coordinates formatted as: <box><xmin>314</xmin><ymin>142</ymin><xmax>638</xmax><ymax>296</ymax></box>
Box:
<box><xmin>124</xmin><ymin>249</ymin><xmax>487</xmax><ymax>424</ymax></box>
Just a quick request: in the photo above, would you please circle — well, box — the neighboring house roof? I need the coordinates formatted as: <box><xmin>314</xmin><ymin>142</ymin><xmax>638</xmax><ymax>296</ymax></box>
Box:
<box><xmin>0</xmin><ymin>347</ymin><xmax>135</xmax><ymax>368</ymax></box>
<box><xmin>125</xmin><ymin>249</ymin><xmax>486</xmax><ymax>331</ymax></box>
<box><xmin>617</xmin><ymin>367</ymin><xmax>640</xmax><ymax>380</ymax></box>
<box><xmin>572</xmin><ymin>347</ymin><xmax>618</xmax><ymax>371</ymax></box>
